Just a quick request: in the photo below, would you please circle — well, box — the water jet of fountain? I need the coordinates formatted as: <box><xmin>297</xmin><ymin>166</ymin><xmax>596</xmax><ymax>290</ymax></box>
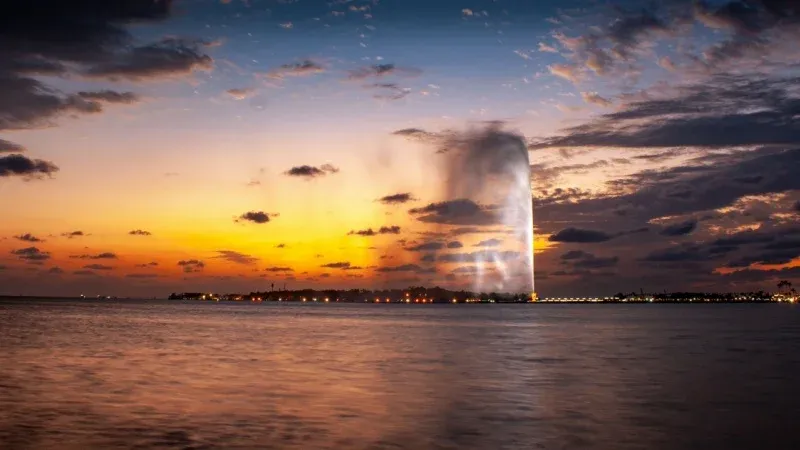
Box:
<box><xmin>439</xmin><ymin>124</ymin><xmax>534</xmax><ymax>296</ymax></box>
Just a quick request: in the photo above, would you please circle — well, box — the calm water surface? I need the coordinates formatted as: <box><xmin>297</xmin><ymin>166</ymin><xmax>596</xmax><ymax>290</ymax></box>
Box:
<box><xmin>1</xmin><ymin>299</ymin><xmax>799</xmax><ymax>450</ymax></box>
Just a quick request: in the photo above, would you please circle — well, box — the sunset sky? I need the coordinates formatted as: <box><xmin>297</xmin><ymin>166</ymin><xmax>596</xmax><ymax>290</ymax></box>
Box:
<box><xmin>1</xmin><ymin>0</ymin><xmax>799</xmax><ymax>297</ymax></box>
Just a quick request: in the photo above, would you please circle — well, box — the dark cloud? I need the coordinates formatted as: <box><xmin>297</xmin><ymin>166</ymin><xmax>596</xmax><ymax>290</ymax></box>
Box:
<box><xmin>546</xmin><ymin>6</ymin><xmax>678</xmax><ymax>81</ymax></box>
<box><xmin>375</xmin><ymin>264</ymin><xmax>426</xmax><ymax>273</ymax></box>
<box><xmin>474</xmin><ymin>239</ymin><xmax>503</xmax><ymax>247</ymax></box>
<box><xmin>446</xmin><ymin>241</ymin><xmax>463</xmax><ymax>249</ymax></box>
<box><xmin>694</xmin><ymin>1</ymin><xmax>764</xmax><ymax>34</ymax></box>
<box><xmin>0</xmin><ymin>139</ymin><xmax>25</xmax><ymax>153</ymax></box>
<box><xmin>177</xmin><ymin>259</ymin><xmax>202</xmax><ymax>265</ymax></box>
<box><xmin>606</xmin><ymin>9</ymin><xmax>670</xmax><ymax>57</ymax></box>
<box><xmin>0</xmin><ymin>1</ymin><xmax>212</xmax><ymax>170</ymax></box>
<box><xmin>81</xmin><ymin>37</ymin><xmax>214</xmax><ymax>81</ymax></box>
<box><xmin>128</xmin><ymin>229</ymin><xmax>152</xmax><ymax>236</ymax></box>
<box><xmin>793</xmin><ymin>201</ymin><xmax>800</xmax><ymax>212</ymax></box>
<box><xmin>14</xmin><ymin>233</ymin><xmax>43</xmax><ymax>242</ymax></box>
<box><xmin>46</xmin><ymin>267</ymin><xmax>64</xmax><ymax>275</ymax></box>
<box><xmin>10</xmin><ymin>246</ymin><xmax>50</xmax><ymax>262</ymax></box>
<box><xmin>406</xmin><ymin>242</ymin><xmax>445</xmax><ymax>252</ymax></box>
<box><xmin>348</xmin><ymin>226</ymin><xmax>401</xmax><ymax>236</ymax></box>
<box><xmin>321</xmin><ymin>262</ymin><xmax>351</xmax><ymax>269</ymax></box>
<box><xmin>135</xmin><ymin>262</ymin><xmax>158</xmax><ymax>268</ymax></box>
<box><xmin>547</xmin><ymin>0</ymin><xmax>798</xmax><ymax>86</ymax></box>
<box><xmin>62</xmin><ymin>231</ymin><xmax>85</xmax><ymax>238</ymax></box>
<box><xmin>347</xmin><ymin>64</ymin><xmax>420</xmax><ymax>80</ymax></box>
<box><xmin>72</xmin><ymin>270</ymin><xmax>97</xmax><ymax>276</ymax></box>
<box><xmin>264</xmin><ymin>266</ymin><xmax>293</xmax><ymax>272</ymax></box>
<box><xmin>701</xmin><ymin>226</ymin><xmax>800</xmax><ymax>268</ymax></box>
<box><xmin>71</xmin><ymin>252</ymin><xmax>117</xmax><ymax>260</ymax></box>
<box><xmin>284</xmin><ymin>164</ymin><xmax>339</xmax><ymax>178</ymax></box>
<box><xmin>692</xmin><ymin>0</ymin><xmax>798</xmax><ymax>68</ymax></box>
<box><xmin>533</xmin><ymin>75</ymin><xmax>800</xmax><ymax>149</ymax></box>
<box><xmin>215</xmin><ymin>250</ymin><xmax>259</xmax><ymax>265</ymax></box>
<box><xmin>83</xmin><ymin>264</ymin><xmax>113</xmax><ymax>271</ymax></box>
<box><xmin>392</xmin><ymin>128</ymin><xmax>431</xmax><ymax>138</ymax></box>
<box><xmin>537</xmin><ymin>147</ymin><xmax>800</xmax><ymax>232</ymax></box>
<box><xmin>409</xmin><ymin>199</ymin><xmax>500</xmax><ymax>226</ymax></box>
<box><xmin>421</xmin><ymin>253</ymin><xmax>436</xmax><ymax>262</ymax></box>
<box><xmin>727</xmin><ymin>248</ymin><xmax>800</xmax><ymax>268</ymax></box>
<box><xmin>0</xmin><ymin>72</ymin><xmax>142</xmax><ymax>132</ymax></box>
<box><xmin>0</xmin><ymin>154</ymin><xmax>58</xmax><ymax>178</ymax></box>
<box><xmin>660</xmin><ymin>219</ymin><xmax>698</xmax><ymax>236</ymax></box>
<box><xmin>448</xmin><ymin>227</ymin><xmax>489</xmax><ymax>236</ymax></box>
<box><xmin>561</xmin><ymin>250</ymin><xmax>591</xmax><ymax>260</ymax></box>
<box><xmin>237</xmin><ymin>211</ymin><xmax>276</xmax><ymax>224</ymax></box>
<box><xmin>549</xmin><ymin>228</ymin><xmax>614</xmax><ymax>243</ymax></box>
<box><xmin>378</xmin><ymin>193</ymin><xmax>416</xmax><ymax>205</ymax></box>
<box><xmin>177</xmin><ymin>259</ymin><xmax>204</xmax><ymax>273</ymax></box>
<box><xmin>642</xmin><ymin>244</ymin><xmax>710</xmax><ymax>263</ymax></box>
<box><xmin>126</xmin><ymin>273</ymin><xmax>158</xmax><ymax>279</ymax></box>
<box><xmin>265</xmin><ymin>60</ymin><xmax>325</xmax><ymax>79</ymax></box>
<box><xmin>552</xmin><ymin>248</ymin><xmax>621</xmax><ymax>275</ymax></box>
<box><xmin>573</xmin><ymin>256</ymin><xmax>619</xmax><ymax>269</ymax></box>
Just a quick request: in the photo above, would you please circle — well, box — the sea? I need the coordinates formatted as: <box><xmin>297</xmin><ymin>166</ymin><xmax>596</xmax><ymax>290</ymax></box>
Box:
<box><xmin>1</xmin><ymin>298</ymin><xmax>799</xmax><ymax>450</ymax></box>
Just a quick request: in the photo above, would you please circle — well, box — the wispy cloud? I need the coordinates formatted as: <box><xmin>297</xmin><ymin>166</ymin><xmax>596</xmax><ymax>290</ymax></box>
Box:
<box><xmin>226</xmin><ymin>88</ymin><xmax>255</xmax><ymax>100</ymax></box>
<box><xmin>14</xmin><ymin>233</ymin><xmax>43</xmax><ymax>243</ymax></box>
<box><xmin>215</xmin><ymin>250</ymin><xmax>259</xmax><ymax>265</ymax></box>
<box><xmin>378</xmin><ymin>193</ymin><xmax>416</xmax><ymax>205</ymax></box>
<box><xmin>70</xmin><ymin>252</ymin><xmax>118</xmax><ymax>260</ymax></box>
<box><xmin>347</xmin><ymin>63</ymin><xmax>421</xmax><ymax>80</ymax></box>
<box><xmin>348</xmin><ymin>226</ymin><xmax>401</xmax><ymax>236</ymax></box>
<box><xmin>177</xmin><ymin>259</ymin><xmax>204</xmax><ymax>273</ymax></box>
<box><xmin>265</xmin><ymin>60</ymin><xmax>325</xmax><ymax>79</ymax></box>
<box><xmin>83</xmin><ymin>264</ymin><xmax>114</xmax><ymax>270</ymax></box>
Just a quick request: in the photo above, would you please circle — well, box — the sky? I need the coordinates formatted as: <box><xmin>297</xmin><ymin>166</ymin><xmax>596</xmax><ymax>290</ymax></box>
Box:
<box><xmin>1</xmin><ymin>0</ymin><xmax>799</xmax><ymax>298</ymax></box>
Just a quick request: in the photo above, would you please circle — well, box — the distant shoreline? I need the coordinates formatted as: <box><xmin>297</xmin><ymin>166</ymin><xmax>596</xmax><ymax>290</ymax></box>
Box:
<box><xmin>1</xmin><ymin>295</ymin><xmax>795</xmax><ymax>305</ymax></box>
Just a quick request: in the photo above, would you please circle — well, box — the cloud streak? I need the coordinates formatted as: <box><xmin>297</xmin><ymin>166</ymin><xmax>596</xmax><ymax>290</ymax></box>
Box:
<box><xmin>348</xmin><ymin>226</ymin><xmax>401</xmax><ymax>236</ymax></box>
<box><xmin>284</xmin><ymin>164</ymin><xmax>339</xmax><ymax>179</ymax></box>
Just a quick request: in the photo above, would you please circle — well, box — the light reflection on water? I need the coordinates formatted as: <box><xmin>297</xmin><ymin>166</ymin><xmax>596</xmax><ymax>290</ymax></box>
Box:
<box><xmin>1</xmin><ymin>300</ymin><xmax>800</xmax><ymax>449</ymax></box>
